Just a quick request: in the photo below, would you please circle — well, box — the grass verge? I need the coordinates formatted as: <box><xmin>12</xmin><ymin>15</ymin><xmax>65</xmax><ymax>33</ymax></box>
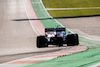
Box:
<box><xmin>48</xmin><ymin>9</ymin><xmax>100</xmax><ymax>17</ymax></box>
<box><xmin>42</xmin><ymin>0</ymin><xmax>100</xmax><ymax>8</ymax></box>
<box><xmin>43</xmin><ymin>0</ymin><xmax>100</xmax><ymax>17</ymax></box>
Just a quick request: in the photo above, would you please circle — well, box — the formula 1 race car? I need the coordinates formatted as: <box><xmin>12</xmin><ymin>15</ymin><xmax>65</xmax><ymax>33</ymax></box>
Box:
<box><xmin>37</xmin><ymin>27</ymin><xmax>79</xmax><ymax>48</ymax></box>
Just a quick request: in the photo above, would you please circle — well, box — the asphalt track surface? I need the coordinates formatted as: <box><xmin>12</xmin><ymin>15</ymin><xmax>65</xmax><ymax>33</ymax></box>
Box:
<box><xmin>0</xmin><ymin>0</ymin><xmax>63</xmax><ymax>63</ymax></box>
<box><xmin>0</xmin><ymin>0</ymin><xmax>37</xmax><ymax>63</ymax></box>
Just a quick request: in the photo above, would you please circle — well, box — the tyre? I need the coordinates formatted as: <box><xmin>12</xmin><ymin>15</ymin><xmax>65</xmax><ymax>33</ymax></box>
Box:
<box><xmin>67</xmin><ymin>34</ymin><xmax>79</xmax><ymax>46</ymax></box>
<box><xmin>37</xmin><ymin>36</ymin><xmax>48</xmax><ymax>48</ymax></box>
<box><xmin>74</xmin><ymin>34</ymin><xmax>79</xmax><ymax>45</ymax></box>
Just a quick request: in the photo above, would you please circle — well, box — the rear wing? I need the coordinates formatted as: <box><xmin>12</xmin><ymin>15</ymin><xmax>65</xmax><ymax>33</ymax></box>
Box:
<box><xmin>45</xmin><ymin>28</ymin><xmax>66</xmax><ymax>32</ymax></box>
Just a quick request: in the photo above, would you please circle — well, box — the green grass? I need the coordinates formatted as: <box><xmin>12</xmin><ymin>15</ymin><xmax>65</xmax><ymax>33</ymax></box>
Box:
<box><xmin>42</xmin><ymin>0</ymin><xmax>100</xmax><ymax>8</ymax></box>
<box><xmin>48</xmin><ymin>9</ymin><xmax>100</xmax><ymax>17</ymax></box>
<box><xmin>42</xmin><ymin>0</ymin><xmax>100</xmax><ymax>17</ymax></box>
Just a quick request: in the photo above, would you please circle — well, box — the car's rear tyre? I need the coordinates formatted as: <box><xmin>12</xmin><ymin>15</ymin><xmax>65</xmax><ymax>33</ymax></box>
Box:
<box><xmin>67</xmin><ymin>34</ymin><xmax>79</xmax><ymax>46</ymax></box>
<box><xmin>37</xmin><ymin>36</ymin><xmax>48</xmax><ymax>48</ymax></box>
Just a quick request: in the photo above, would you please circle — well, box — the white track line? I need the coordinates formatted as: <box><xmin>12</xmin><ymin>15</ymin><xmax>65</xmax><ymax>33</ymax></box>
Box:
<box><xmin>89</xmin><ymin>63</ymin><xmax>100</xmax><ymax>67</ymax></box>
<box><xmin>24</xmin><ymin>0</ymin><xmax>39</xmax><ymax>36</ymax></box>
<box><xmin>0</xmin><ymin>47</ymin><xmax>65</xmax><ymax>66</ymax></box>
<box><xmin>46</xmin><ymin>7</ymin><xmax>100</xmax><ymax>10</ymax></box>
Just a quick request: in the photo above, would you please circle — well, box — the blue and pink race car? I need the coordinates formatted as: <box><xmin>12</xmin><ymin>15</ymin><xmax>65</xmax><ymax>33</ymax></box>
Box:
<box><xmin>37</xmin><ymin>27</ymin><xmax>79</xmax><ymax>48</ymax></box>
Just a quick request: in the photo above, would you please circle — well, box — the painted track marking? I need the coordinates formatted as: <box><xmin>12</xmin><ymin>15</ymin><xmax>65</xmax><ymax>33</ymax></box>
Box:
<box><xmin>46</xmin><ymin>7</ymin><xmax>100</xmax><ymax>10</ymax></box>
<box><xmin>0</xmin><ymin>46</ymin><xmax>87</xmax><ymax>66</ymax></box>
